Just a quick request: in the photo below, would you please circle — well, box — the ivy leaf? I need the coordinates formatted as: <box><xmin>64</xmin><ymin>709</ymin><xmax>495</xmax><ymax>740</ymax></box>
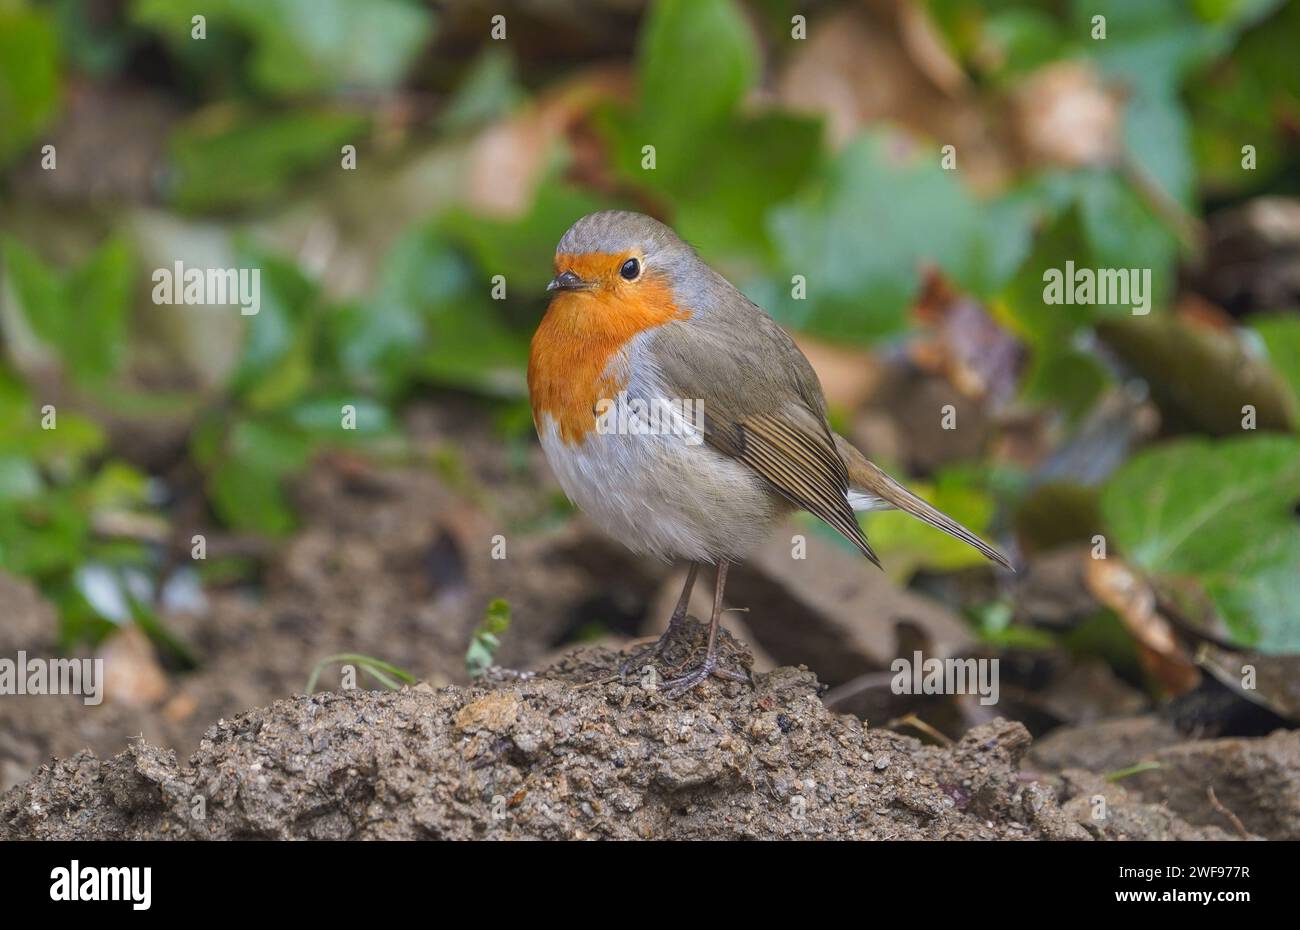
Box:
<box><xmin>0</xmin><ymin>3</ymin><xmax>61</xmax><ymax>166</ymax></box>
<box><xmin>439</xmin><ymin>47</ymin><xmax>524</xmax><ymax>133</ymax></box>
<box><xmin>1252</xmin><ymin>314</ymin><xmax>1300</xmax><ymax>416</ymax></box>
<box><xmin>767</xmin><ymin>130</ymin><xmax>1032</xmax><ymax>341</ymax></box>
<box><xmin>227</xmin><ymin>247</ymin><xmax>317</xmax><ymax>410</ymax></box>
<box><xmin>3</xmin><ymin>235</ymin><xmax>133</xmax><ymax>385</ymax></box>
<box><xmin>636</xmin><ymin>0</ymin><xmax>758</xmax><ymax>178</ymax></box>
<box><xmin>131</xmin><ymin>0</ymin><xmax>434</xmax><ymax>97</ymax></box>
<box><xmin>1102</xmin><ymin>435</ymin><xmax>1300</xmax><ymax>651</ymax></box>
<box><xmin>167</xmin><ymin>107</ymin><xmax>367</xmax><ymax>212</ymax></box>
<box><xmin>597</xmin><ymin>0</ymin><xmax>817</xmax><ymax>259</ymax></box>
<box><xmin>602</xmin><ymin>108</ymin><xmax>823</xmax><ymax>260</ymax></box>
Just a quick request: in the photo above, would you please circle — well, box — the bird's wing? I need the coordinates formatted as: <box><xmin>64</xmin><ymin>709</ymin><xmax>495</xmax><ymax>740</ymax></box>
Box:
<box><xmin>833</xmin><ymin>433</ymin><xmax>1014</xmax><ymax>570</ymax></box>
<box><xmin>649</xmin><ymin>306</ymin><xmax>880</xmax><ymax>566</ymax></box>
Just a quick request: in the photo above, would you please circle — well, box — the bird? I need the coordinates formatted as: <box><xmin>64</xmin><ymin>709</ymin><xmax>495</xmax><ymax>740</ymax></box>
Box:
<box><xmin>528</xmin><ymin>210</ymin><xmax>1013</xmax><ymax>695</ymax></box>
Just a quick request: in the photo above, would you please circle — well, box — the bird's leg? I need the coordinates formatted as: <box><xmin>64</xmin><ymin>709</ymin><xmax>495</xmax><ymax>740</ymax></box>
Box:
<box><xmin>618</xmin><ymin>562</ymin><xmax>699</xmax><ymax>681</ymax></box>
<box><xmin>669</xmin><ymin>561</ymin><xmax>700</xmax><ymax>625</ymax></box>
<box><xmin>662</xmin><ymin>559</ymin><xmax>747</xmax><ymax>695</ymax></box>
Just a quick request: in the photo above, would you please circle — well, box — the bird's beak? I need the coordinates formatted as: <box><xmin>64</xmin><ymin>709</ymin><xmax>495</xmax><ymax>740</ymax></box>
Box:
<box><xmin>546</xmin><ymin>269</ymin><xmax>589</xmax><ymax>293</ymax></box>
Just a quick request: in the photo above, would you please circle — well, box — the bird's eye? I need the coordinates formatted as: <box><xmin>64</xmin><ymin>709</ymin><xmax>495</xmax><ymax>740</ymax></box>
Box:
<box><xmin>620</xmin><ymin>258</ymin><xmax>640</xmax><ymax>281</ymax></box>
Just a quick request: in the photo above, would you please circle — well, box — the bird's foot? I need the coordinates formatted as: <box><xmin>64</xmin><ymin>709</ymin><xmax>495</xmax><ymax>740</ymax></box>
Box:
<box><xmin>660</xmin><ymin>654</ymin><xmax>718</xmax><ymax>697</ymax></box>
<box><xmin>660</xmin><ymin>653</ymin><xmax>749</xmax><ymax>696</ymax></box>
<box><xmin>617</xmin><ymin>615</ymin><xmax>685</xmax><ymax>683</ymax></box>
<box><xmin>618</xmin><ymin>614</ymin><xmax>753</xmax><ymax>695</ymax></box>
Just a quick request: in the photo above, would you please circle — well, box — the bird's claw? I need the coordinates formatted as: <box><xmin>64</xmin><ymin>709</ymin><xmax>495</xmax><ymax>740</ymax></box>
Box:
<box><xmin>617</xmin><ymin>613</ymin><xmax>690</xmax><ymax>683</ymax></box>
<box><xmin>661</xmin><ymin>655</ymin><xmax>718</xmax><ymax>697</ymax></box>
<box><xmin>660</xmin><ymin>654</ymin><xmax>750</xmax><ymax>696</ymax></box>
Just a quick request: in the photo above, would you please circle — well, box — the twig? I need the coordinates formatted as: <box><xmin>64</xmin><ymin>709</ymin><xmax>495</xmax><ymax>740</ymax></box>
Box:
<box><xmin>1207</xmin><ymin>786</ymin><xmax>1251</xmax><ymax>840</ymax></box>
<box><xmin>573</xmin><ymin>674</ymin><xmax>620</xmax><ymax>691</ymax></box>
<box><xmin>888</xmin><ymin>712</ymin><xmax>953</xmax><ymax>746</ymax></box>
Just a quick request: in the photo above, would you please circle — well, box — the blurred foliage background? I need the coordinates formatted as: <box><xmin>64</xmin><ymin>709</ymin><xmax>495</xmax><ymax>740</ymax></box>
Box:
<box><xmin>0</xmin><ymin>0</ymin><xmax>1298</xmax><ymax>699</ymax></box>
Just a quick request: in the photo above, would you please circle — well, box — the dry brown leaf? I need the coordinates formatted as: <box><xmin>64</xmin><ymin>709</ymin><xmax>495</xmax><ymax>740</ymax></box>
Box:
<box><xmin>97</xmin><ymin>626</ymin><xmax>168</xmax><ymax>707</ymax></box>
<box><xmin>777</xmin><ymin>6</ymin><xmax>1007</xmax><ymax>189</ymax></box>
<box><xmin>465</xmin><ymin>64</ymin><xmax>631</xmax><ymax>217</ymax></box>
<box><xmin>162</xmin><ymin>690</ymin><xmax>197</xmax><ymax>723</ymax></box>
<box><xmin>1011</xmin><ymin>61</ymin><xmax>1122</xmax><ymax>170</ymax></box>
<box><xmin>1083</xmin><ymin>556</ymin><xmax>1201</xmax><ymax>695</ymax></box>
<box><xmin>895</xmin><ymin>0</ymin><xmax>969</xmax><ymax>96</ymax></box>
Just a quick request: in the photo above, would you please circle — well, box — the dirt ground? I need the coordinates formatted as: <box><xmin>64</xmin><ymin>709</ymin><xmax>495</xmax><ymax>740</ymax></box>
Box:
<box><xmin>6</xmin><ymin>612</ymin><xmax>1297</xmax><ymax>840</ymax></box>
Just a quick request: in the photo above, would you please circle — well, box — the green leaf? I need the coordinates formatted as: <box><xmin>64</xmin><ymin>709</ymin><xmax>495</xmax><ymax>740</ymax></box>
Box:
<box><xmin>0</xmin><ymin>481</ymin><xmax>92</xmax><ymax>578</ymax></box>
<box><xmin>204</xmin><ymin>416</ymin><xmax>313</xmax><ymax>534</ymax></box>
<box><xmin>980</xmin><ymin>9</ymin><xmax>1068</xmax><ymax>79</ymax></box>
<box><xmin>286</xmin><ymin>396</ymin><xmax>394</xmax><ymax>437</ymax></box>
<box><xmin>467</xmin><ymin>598</ymin><xmax>512</xmax><ymax>678</ymax></box>
<box><xmin>1252</xmin><ymin>314</ymin><xmax>1300</xmax><ymax>415</ymax></box>
<box><xmin>330</xmin><ymin>229</ymin><xmax>458</xmax><ymax>398</ymax></box>
<box><xmin>208</xmin><ymin>455</ymin><xmax>297</xmax><ymax>536</ymax></box>
<box><xmin>306</xmin><ymin>653</ymin><xmax>415</xmax><ymax>694</ymax></box>
<box><xmin>2</xmin><ymin>235</ymin><xmax>63</xmax><ymax>338</ymax></box>
<box><xmin>3</xmin><ymin>235</ymin><xmax>133</xmax><ymax>384</ymax></box>
<box><xmin>637</xmin><ymin>0</ymin><xmax>758</xmax><ymax>175</ymax></box>
<box><xmin>1188</xmin><ymin>1</ymin><xmax>1299</xmax><ymax>191</ymax></box>
<box><xmin>131</xmin><ymin>0</ymin><xmax>435</xmax><ymax>97</ymax></box>
<box><xmin>602</xmin><ymin>108</ymin><xmax>823</xmax><ymax>260</ymax></box>
<box><xmin>767</xmin><ymin>130</ymin><xmax>1032</xmax><ymax>341</ymax></box>
<box><xmin>228</xmin><ymin>248</ymin><xmax>317</xmax><ymax>409</ymax></box>
<box><xmin>0</xmin><ymin>456</ymin><xmax>42</xmax><ymax>502</ymax></box>
<box><xmin>1074</xmin><ymin>171</ymin><xmax>1177</xmax><ymax>308</ymax></box>
<box><xmin>1102</xmin><ymin>435</ymin><xmax>1300</xmax><ymax>651</ymax></box>
<box><xmin>0</xmin><ymin>369</ymin><xmax>106</xmax><ymax>466</ymax></box>
<box><xmin>85</xmin><ymin>461</ymin><xmax>151</xmax><ymax>511</ymax></box>
<box><xmin>1071</xmin><ymin>0</ymin><xmax>1270</xmax><ymax>207</ymax></box>
<box><xmin>226</xmin><ymin>417</ymin><xmax>313</xmax><ymax>473</ymax></box>
<box><xmin>347</xmin><ymin>224</ymin><xmax>532</xmax><ymax>398</ymax></box>
<box><xmin>439</xmin><ymin>47</ymin><xmax>524</xmax><ymax>133</ymax></box>
<box><xmin>22</xmin><ymin>413</ymin><xmax>106</xmax><ymax>465</ymax></box>
<box><xmin>167</xmin><ymin>107</ymin><xmax>367</xmax><ymax>212</ymax></box>
<box><xmin>0</xmin><ymin>3</ymin><xmax>61</xmax><ymax>166</ymax></box>
<box><xmin>598</xmin><ymin>0</ymin><xmax>818</xmax><ymax>260</ymax></box>
<box><xmin>1021</xmin><ymin>346</ymin><xmax>1109</xmax><ymax>422</ymax></box>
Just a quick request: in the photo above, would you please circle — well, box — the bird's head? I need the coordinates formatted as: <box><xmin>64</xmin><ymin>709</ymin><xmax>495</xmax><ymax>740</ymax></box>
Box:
<box><xmin>546</xmin><ymin>210</ymin><xmax>702</xmax><ymax>315</ymax></box>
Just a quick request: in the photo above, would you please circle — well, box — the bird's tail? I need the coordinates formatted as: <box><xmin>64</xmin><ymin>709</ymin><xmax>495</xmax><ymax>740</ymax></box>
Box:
<box><xmin>833</xmin><ymin>433</ymin><xmax>1014</xmax><ymax>571</ymax></box>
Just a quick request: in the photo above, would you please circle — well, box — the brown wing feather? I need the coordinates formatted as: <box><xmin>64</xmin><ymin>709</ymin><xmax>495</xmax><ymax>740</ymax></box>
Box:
<box><xmin>651</xmin><ymin>305</ymin><xmax>881</xmax><ymax>566</ymax></box>
<box><xmin>737</xmin><ymin>413</ymin><xmax>881</xmax><ymax>566</ymax></box>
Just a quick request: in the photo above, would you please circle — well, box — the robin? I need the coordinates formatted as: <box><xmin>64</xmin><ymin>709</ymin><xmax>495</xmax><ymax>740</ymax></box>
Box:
<box><xmin>528</xmin><ymin>211</ymin><xmax>1012</xmax><ymax>695</ymax></box>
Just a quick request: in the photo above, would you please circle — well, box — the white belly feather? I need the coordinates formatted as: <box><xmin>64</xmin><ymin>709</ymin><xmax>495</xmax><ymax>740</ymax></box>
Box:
<box><xmin>535</xmin><ymin>349</ymin><xmax>786</xmax><ymax>563</ymax></box>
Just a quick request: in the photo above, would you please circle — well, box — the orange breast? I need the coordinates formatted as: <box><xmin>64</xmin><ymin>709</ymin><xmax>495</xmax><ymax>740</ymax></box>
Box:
<box><xmin>529</xmin><ymin>254</ymin><xmax>689</xmax><ymax>445</ymax></box>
